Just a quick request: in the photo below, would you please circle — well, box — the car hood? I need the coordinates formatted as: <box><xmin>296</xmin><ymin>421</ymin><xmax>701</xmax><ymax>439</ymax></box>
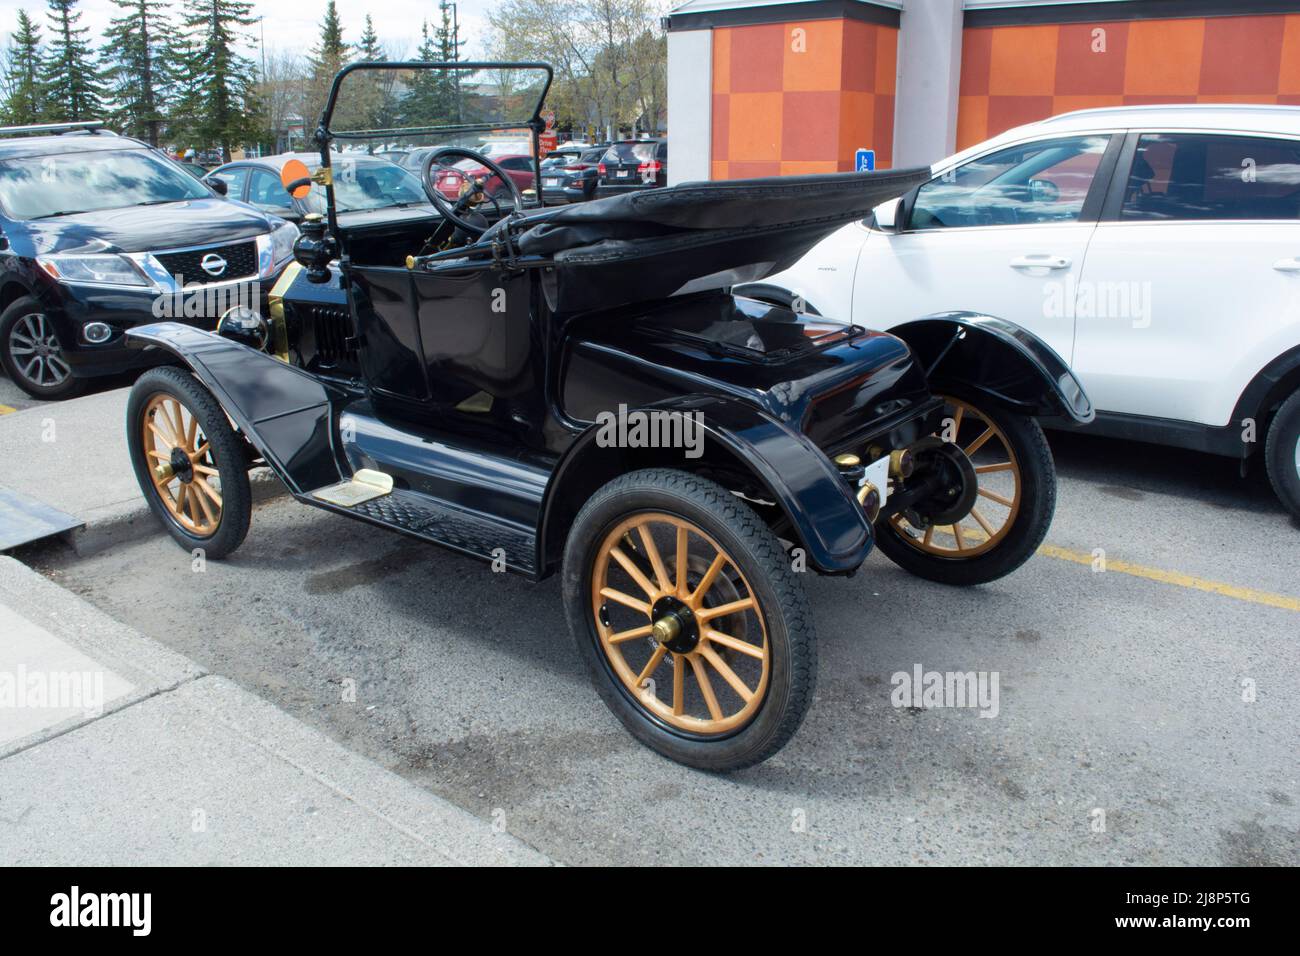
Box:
<box><xmin>15</xmin><ymin>198</ymin><xmax>275</xmax><ymax>256</ymax></box>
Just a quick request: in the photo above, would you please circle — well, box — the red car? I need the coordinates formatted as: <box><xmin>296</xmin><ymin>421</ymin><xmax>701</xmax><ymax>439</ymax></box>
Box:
<box><xmin>432</xmin><ymin>154</ymin><xmax>537</xmax><ymax>202</ymax></box>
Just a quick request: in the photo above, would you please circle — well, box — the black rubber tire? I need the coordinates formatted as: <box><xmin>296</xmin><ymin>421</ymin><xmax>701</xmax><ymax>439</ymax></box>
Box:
<box><xmin>0</xmin><ymin>296</ymin><xmax>86</xmax><ymax>400</ymax></box>
<box><xmin>873</xmin><ymin>391</ymin><xmax>1057</xmax><ymax>586</ymax></box>
<box><xmin>562</xmin><ymin>468</ymin><xmax>816</xmax><ymax>772</ymax></box>
<box><xmin>126</xmin><ymin>366</ymin><xmax>252</xmax><ymax>559</ymax></box>
<box><xmin>1264</xmin><ymin>389</ymin><xmax>1300</xmax><ymax>521</ymax></box>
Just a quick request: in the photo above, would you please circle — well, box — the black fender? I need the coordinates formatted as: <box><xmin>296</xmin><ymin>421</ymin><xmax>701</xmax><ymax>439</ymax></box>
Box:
<box><xmin>890</xmin><ymin>311</ymin><xmax>1094</xmax><ymax>424</ymax></box>
<box><xmin>538</xmin><ymin>393</ymin><xmax>873</xmax><ymax>576</ymax></box>
<box><xmin>124</xmin><ymin>322</ymin><xmax>347</xmax><ymax>495</ymax></box>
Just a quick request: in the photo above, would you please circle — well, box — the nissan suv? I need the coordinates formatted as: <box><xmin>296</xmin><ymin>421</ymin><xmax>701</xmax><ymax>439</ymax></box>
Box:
<box><xmin>0</xmin><ymin>123</ymin><xmax>298</xmax><ymax>399</ymax></box>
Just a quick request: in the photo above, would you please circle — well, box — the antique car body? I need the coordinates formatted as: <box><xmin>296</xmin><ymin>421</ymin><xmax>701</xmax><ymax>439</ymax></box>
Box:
<box><xmin>123</xmin><ymin>62</ymin><xmax>1092</xmax><ymax>771</ymax></box>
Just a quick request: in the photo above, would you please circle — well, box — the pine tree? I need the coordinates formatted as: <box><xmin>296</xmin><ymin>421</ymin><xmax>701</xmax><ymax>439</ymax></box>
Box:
<box><xmin>305</xmin><ymin>1</ymin><xmax>349</xmax><ymax>132</ymax></box>
<box><xmin>1</xmin><ymin>11</ymin><xmax>44</xmax><ymax>126</ymax></box>
<box><xmin>357</xmin><ymin>13</ymin><xmax>381</xmax><ymax>62</ymax></box>
<box><xmin>41</xmin><ymin>0</ymin><xmax>103</xmax><ymax>122</ymax></box>
<box><xmin>100</xmin><ymin>0</ymin><xmax>171</xmax><ymax>145</ymax></box>
<box><xmin>178</xmin><ymin>0</ymin><xmax>261</xmax><ymax>161</ymax></box>
<box><xmin>401</xmin><ymin>21</ymin><xmax>444</xmax><ymax>129</ymax></box>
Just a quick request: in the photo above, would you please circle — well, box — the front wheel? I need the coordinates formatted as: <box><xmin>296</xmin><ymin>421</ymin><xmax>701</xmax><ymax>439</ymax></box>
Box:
<box><xmin>126</xmin><ymin>366</ymin><xmax>252</xmax><ymax>559</ymax></box>
<box><xmin>874</xmin><ymin>393</ymin><xmax>1056</xmax><ymax>586</ymax></box>
<box><xmin>0</xmin><ymin>297</ymin><xmax>86</xmax><ymax>400</ymax></box>
<box><xmin>563</xmin><ymin>469</ymin><xmax>816</xmax><ymax>772</ymax></box>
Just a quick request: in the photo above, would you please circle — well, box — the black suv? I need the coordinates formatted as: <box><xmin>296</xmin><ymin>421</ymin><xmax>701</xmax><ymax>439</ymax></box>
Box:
<box><xmin>0</xmin><ymin>122</ymin><xmax>297</xmax><ymax>399</ymax></box>
<box><xmin>595</xmin><ymin>138</ymin><xmax>667</xmax><ymax>197</ymax></box>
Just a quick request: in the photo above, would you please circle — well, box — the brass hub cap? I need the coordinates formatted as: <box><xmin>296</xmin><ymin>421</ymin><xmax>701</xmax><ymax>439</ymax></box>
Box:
<box><xmin>893</xmin><ymin>397</ymin><xmax>1022</xmax><ymax>557</ymax></box>
<box><xmin>141</xmin><ymin>393</ymin><xmax>222</xmax><ymax>537</ymax></box>
<box><xmin>592</xmin><ymin>513</ymin><xmax>770</xmax><ymax>736</ymax></box>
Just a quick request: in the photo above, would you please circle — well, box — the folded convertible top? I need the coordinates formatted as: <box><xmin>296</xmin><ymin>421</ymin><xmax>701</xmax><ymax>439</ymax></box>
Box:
<box><xmin>502</xmin><ymin>167</ymin><xmax>931</xmax><ymax>314</ymax></box>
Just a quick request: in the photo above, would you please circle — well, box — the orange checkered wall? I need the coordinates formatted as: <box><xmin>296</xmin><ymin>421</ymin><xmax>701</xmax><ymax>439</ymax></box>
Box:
<box><xmin>711</xmin><ymin>18</ymin><xmax>898</xmax><ymax>179</ymax></box>
<box><xmin>958</xmin><ymin>14</ymin><xmax>1300</xmax><ymax>150</ymax></box>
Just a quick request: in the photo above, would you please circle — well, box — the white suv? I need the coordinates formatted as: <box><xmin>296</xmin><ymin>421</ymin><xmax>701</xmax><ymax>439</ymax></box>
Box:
<box><xmin>749</xmin><ymin>105</ymin><xmax>1300</xmax><ymax>520</ymax></box>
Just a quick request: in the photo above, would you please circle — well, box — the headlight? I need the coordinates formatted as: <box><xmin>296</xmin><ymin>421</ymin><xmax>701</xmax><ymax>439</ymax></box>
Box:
<box><xmin>270</xmin><ymin>221</ymin><xmax>299</xmax><ymax>266</ymax></box>
<box><xmin>37</xmin><ymin>254</ymin><xmax>149</xmax><ymax>287</ymax></box>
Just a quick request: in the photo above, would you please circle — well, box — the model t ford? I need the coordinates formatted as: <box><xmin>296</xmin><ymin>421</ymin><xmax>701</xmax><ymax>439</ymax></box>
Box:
<box><xmin>123</xmin><ymin>62</ymin><xmax>1093</xmax><ymax>771</ymax></box>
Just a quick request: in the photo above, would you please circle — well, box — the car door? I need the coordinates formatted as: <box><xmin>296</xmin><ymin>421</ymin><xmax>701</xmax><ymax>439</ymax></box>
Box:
<box><xmin>1072</xmin><ymin>130</ymin><xmax>1300</xmax><ymax>426</ymax></box>
<box><xmin>852</xmin><ymin>132</ymin><xmax>1120</xmax><ymax>364</ymax></box>
<box><xmin>247</xmin><ymin>167</ymin><xmax>299</xmax><ymax>222</ymax></box>
<box><xmin>207</xmin><ymin>165</ymin><xmax>249</xmax><ymax>201</ymax></box>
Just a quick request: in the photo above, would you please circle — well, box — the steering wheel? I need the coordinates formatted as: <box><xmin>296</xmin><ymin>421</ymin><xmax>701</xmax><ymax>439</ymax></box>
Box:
<box><xmin>420</xmin><ymin>147</ymin><xmax>523</xmax><ymax>237</ymax></box>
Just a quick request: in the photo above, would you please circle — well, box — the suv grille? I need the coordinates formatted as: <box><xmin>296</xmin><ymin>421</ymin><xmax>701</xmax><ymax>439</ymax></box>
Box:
<box><xmin>154</xmin><ymin>241</ymin><xmax>258</xmax><ymax>284</ymax></box>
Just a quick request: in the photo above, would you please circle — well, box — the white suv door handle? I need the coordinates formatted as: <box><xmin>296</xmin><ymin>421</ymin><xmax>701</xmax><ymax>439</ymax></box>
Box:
<box><xmin>1010</xmin><ymin>254</ymin><xmax>1071</xmax><ymax>270</ymax></box>
<box><xmin>1272</xmin><ymin>257</ymin><xmax>1300</xmax><ymax>272</ymax></box>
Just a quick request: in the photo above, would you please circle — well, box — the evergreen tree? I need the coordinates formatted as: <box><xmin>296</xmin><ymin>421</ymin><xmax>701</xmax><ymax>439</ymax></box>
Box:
<box><xmin>357</xmin><ymin>13</ymin><xmax>381</xmax><ymax>62</ymax></box>
<box><xmin>178</xmin><ymin>0</ymin><xmax>261</xmax><ymax>161</ymax></box>
<box><xmin>1</xmin><ymin>11</ymin><xmax>44</xmax><ymax>126</ymax></box>
<box><xmin>306</xmin><ymin>1</ymin><xmax>349</xmax><ymax>131</ymax></box>
<box><xmin>401</xmin><ymin>21</ymin><xmax>444</xmax><ymax>129</ymax></box>
<box><xmin>41</xmin><ymin>0</ymin><xmax>103</xmax><ymax>121</ymax></box>
<box><xmin>100</xmin><ymin>0</ymin><xmax>171</xmax><ymax>145</ymax></box>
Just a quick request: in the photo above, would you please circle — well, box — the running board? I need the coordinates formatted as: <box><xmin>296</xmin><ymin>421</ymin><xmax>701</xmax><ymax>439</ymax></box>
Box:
<box><xmin>311</xmin><ymin>469</ymin><xmax>394</xmax><ymax>507</ymax></box>
<box><xmin>304</xmin><ymin>484</ymin><xmax>538</xmax><ymax>576</ymax></box>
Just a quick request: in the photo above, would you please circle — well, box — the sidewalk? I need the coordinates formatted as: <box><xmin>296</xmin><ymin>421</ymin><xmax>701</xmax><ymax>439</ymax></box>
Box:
<box><xmin>0</xmin><ymin>387</ymin><xmax>282</xmax><ymax>555</ymax></box>
<box><xmin>0</xmin><ymin>556</ymin><xmax>551</xmax><ymax>865</ymax></box>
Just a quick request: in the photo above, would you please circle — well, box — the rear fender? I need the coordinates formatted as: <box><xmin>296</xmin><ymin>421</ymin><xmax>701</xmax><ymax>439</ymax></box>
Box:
<box><xmin>125</xmin><ymin>322</ymin><xmax>346</xmax><ymax>494</ymax></box>
<box><xmin>539</xmin><ymin>394</ymin><xmax>872</xmax><ymax>576</ymax></box>
<box><xmin>890</xmin><ymin>311</ymin><xmax>1094</xmax><ymax>423</ymax></box>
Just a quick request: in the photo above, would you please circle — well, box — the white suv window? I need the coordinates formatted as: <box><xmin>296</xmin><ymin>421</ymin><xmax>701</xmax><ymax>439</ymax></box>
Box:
<box><xmin>1122</xmin><ymin>133</ymin><xmax>1300</xmax><ymax>221</ymax></box>
<box><xmin>910</xmin><ymin>134</ymin><xmax>1111</xmax><ymax>230</ymax></box>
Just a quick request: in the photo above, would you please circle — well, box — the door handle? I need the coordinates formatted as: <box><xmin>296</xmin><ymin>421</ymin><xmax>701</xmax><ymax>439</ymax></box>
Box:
<box><xmin>1272</xmin><ymin>257</ymin><xmax>1300</xmax><ymax>272</ymax></box>
<box><xmin>1010</xmin><ymin>254</ymin><xmax>1071</xmax><ymax>270</ymax></box>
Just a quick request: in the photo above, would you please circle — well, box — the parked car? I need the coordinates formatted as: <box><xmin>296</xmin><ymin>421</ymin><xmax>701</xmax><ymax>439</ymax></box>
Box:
<box><xmin>541</xmin><ymin>147</ymin><xmax>607</xmax><ymax>204</ymax></box>
<box><xmin>747</xmin><ymin>104</ymin><xmax>1300</xmax><ymax>520</ymax></box>
<box><xmin>124</xmin><ymin>61</ymin><xmax>1092</xmax><ymax>772</ymax></box>
<box><xmin>596</xmin><ymin>138</ymin><xmax>667</xmax><ymax>197</ymax></box>
<box><xmin>0</xmin><ymin>122</ymin><xmax>296</xmax><ymax>399</ymax></box>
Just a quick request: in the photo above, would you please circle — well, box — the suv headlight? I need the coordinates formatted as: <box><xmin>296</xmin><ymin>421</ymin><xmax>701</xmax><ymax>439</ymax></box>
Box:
<box><xmin>270</xmin><ymin>221</ymin><xmax>299</xmax><ymax>266</ymax></box>
<box><xmin>37</xmin><ymin>254</ymin><xmax>149</xmax><ymax>287</ymax></box>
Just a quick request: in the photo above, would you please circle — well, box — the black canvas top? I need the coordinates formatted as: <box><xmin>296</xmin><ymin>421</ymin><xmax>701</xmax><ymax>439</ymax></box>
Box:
<box><xmin>493</xmin><ymin>167</ymin><xmax>931</xmax><ymax>314</ymax></box>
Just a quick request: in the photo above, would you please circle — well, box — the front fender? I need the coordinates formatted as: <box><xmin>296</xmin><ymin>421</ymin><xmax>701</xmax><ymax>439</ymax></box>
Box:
<box><xmin>890</xmin><ymin>311</ymin><xmax>1094</xmax><ymax>423</ymax></box>
<box><xmin>539</xmin><ymin>394</ymin><xmax>873</xmax><ymax>575</ymax></box>
<box><xmin>125</xmin><ymin>322</ymin><xmax>347</xmax><ymax>495</ymax></box>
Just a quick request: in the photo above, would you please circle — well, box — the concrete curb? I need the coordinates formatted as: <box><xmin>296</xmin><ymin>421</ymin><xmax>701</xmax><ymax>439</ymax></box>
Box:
<box><xmin>0</xmin><ymin>556</ymin><xmax>553</xmax><ymax>865</ymax></box>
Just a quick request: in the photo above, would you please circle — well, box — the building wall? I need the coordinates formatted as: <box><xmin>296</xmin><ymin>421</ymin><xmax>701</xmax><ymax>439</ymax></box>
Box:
<box><xmin>709</xmin><ymin>18</ymin><xmax>899</xmax><ymax>178</ymax></box>
<box><xmin>958</xmin><ymin>13</ymin><xmax>1300</xmax><ymax>150</ymax></box>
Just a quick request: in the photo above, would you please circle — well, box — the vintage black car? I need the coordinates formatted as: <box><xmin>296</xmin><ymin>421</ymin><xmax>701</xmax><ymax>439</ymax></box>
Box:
<box><xmin>123</xmin><ymin>62</ymin><xmax>1092</xmax><ymax>771</ymax></box>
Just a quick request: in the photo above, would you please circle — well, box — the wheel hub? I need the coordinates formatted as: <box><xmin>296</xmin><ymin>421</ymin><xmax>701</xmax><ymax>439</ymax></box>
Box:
<box><xmin>169</xmin><ymin>446</ymin><xmax>195</xmax><ymax>483</ymax></box>
<box><xmin>650</xmin><ymin>595</ymin><xmax>699</xmax><ymax>654</ymax></box>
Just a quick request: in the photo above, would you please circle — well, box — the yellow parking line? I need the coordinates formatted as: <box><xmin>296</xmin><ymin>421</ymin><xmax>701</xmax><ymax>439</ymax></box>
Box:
<box><xmin>1039</xmin><ymin>543</ymin><xmax>1300</xmax><ymax>613</ymax></box>
<box><xmin>0</xmin><ymin>404</ymin><xmax>16</xmax><ymax>415</ymax></box>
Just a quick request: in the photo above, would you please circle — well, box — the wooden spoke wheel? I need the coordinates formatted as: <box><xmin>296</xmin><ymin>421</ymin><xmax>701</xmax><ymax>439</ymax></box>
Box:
<box><xmin>892</xmin><ymin>398</ymin><xmax>1022</xmax><ymax>558</ymax></box>
<box><xmin>142</xmin><ymin>393</ymin><xmax>224</xmax><ymax>537</ymax></box>
<box><xmin>591</xmin><ymin>512</ymin><xmax>770</xmax><ymax>736</ymax></box>
<box><xmin>564</xmin><ymin>469</ymin><xmax>816</xmax><ymax>772</ymax></box>
<box><xmin>127</xmin><ymin>367</ymin><xmax>252</xmax><ymax>559</ymax></box>
<box><xmin>873</xmin><ymin>391</ymin><xmax>1057</xmax><ymax>586</ymax></box>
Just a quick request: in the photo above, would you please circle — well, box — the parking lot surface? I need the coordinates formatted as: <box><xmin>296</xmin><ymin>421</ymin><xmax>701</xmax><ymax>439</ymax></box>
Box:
<box><xmin>31</xmin><ymin>429</ymin><xmax>1300</xmax><ymax>866</ymax></box>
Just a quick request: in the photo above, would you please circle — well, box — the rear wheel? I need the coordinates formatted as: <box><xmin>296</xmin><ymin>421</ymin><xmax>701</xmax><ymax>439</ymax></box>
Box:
<box><xmin>563</xmin><ymin>469</ymin><xmax>815</xmax><ymax>772</ymax></box>
<box><xmin>1264</xmin><ymin>388</ymin><xmax>1300</xmax><ymax>521</ymax></box>
<box><xmin>126</xmin><ymin>366</ymin><xmax>251</xmax><ymax>559</ymax></box>
<box><xmin>874</xmin><ymin>392</ymin><xmax>1056</xmax><ymax>585</ymax></box>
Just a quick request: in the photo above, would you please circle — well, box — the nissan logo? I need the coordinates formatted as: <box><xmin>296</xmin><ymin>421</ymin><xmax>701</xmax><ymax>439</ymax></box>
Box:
<box><xmin>200</xmin><ymin>253</ymin><xmax>227</xmax><ymax>277</ymax></box>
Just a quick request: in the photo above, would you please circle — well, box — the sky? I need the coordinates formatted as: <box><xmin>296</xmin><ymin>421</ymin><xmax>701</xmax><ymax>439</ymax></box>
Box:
<box><xmin>0</xmin><ymin>0</ymin><xmax>498</xmax><ymax>61</ymax></box>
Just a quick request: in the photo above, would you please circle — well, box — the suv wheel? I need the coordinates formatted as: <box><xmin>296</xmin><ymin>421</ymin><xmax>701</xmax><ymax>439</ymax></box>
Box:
<box><xmin>1264</xmin><ymin>388</ymin><xmax>1300</xmax><ymax>521</ymax></box>
<box><xmin>0</xmin><ymin>296</ymin><xmax>86</xmax><ymax>400</ymax></box>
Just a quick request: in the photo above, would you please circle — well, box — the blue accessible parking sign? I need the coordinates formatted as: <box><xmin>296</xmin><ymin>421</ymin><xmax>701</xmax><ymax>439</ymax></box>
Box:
<box><xmin>854</xmin><ymin>148</ymin><xmax>875</xmax><ymax>172</ymax></box>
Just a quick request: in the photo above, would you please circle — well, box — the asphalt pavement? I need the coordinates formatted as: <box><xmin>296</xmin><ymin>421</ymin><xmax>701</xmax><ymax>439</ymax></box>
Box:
<box><xmin>20</xmin><ymin>422</ymin><xmax>1298</xmax><ymax>866</ymax></box>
